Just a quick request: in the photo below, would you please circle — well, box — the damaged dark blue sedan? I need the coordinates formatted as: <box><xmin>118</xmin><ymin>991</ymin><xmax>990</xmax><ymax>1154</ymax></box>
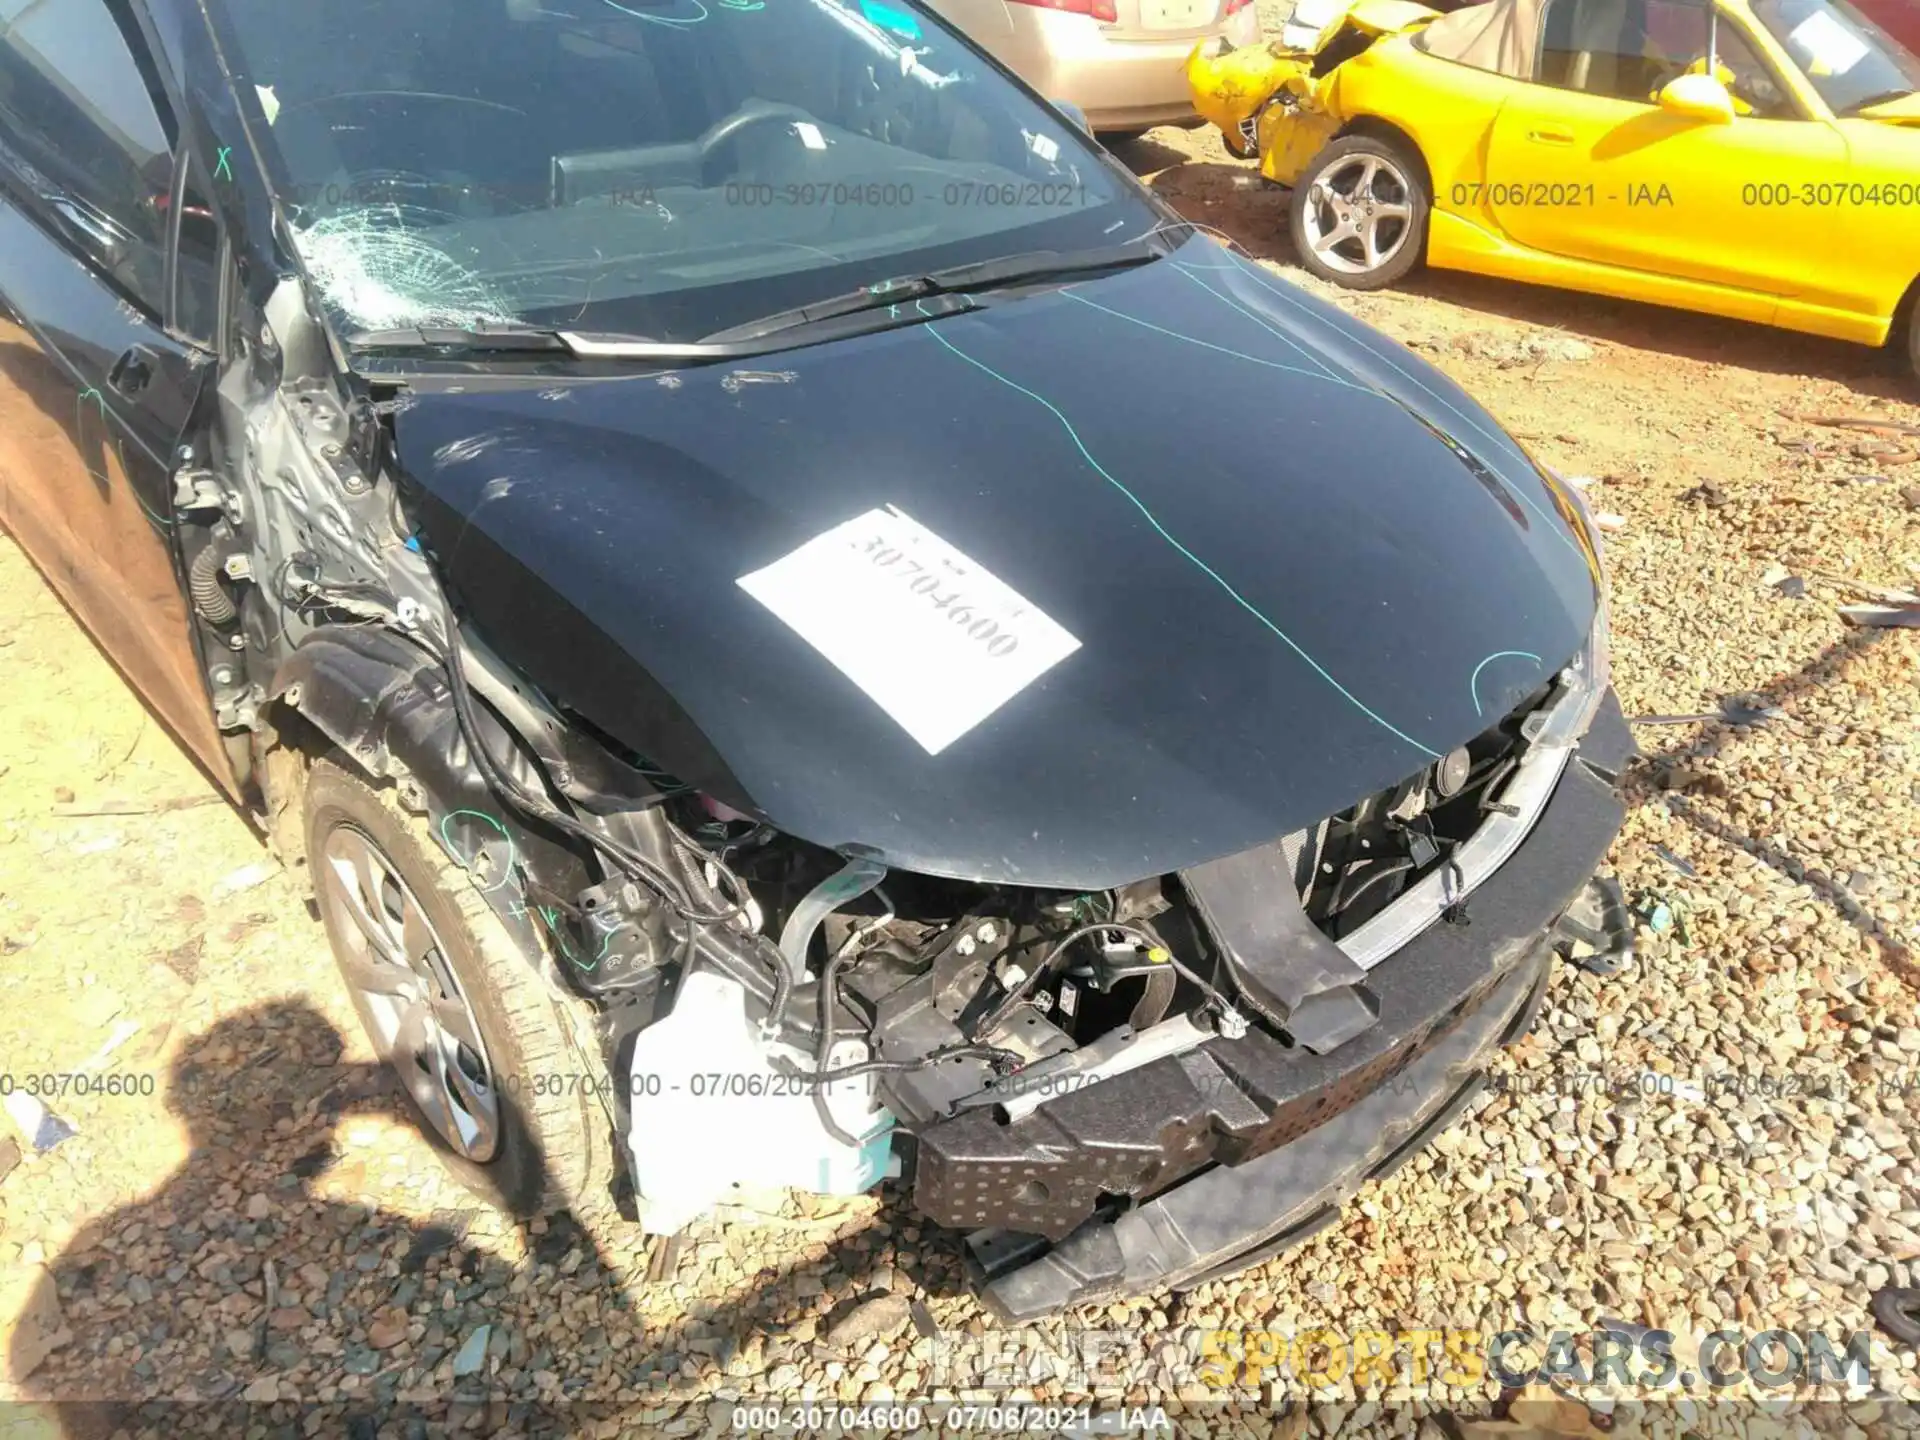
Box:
<box><xmin>0</xmin><ymin>0</ymin><xmax>1633</xmax><ymax>1318</ymax></box>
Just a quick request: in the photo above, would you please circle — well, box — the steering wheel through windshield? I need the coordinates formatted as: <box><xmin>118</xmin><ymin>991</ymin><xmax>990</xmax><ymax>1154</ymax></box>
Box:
<box><xmin>696</xmin><ymin>99</ymin><xmax>820</xmax><ymax>183</ymax></box>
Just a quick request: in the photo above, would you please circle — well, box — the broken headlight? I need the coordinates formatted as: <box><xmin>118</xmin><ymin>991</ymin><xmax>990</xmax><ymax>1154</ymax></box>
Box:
<box><xmin>1519</xmin><ymin>462</ymin><xmax>1611</xmax><ymax>746</ymax></box>
<box><xmin>1559</xmin><ymin>598</ymin><xmax>1611</xmax><ymax>744</ymax></box>
<box><xmin>1523</xmin><ymin>579</ymin><xmax>1609</xmax><ymax>751</ymax></box>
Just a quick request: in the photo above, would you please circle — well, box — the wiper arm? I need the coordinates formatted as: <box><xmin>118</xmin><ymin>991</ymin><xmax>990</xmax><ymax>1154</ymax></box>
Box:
<box><xmin>698</xmin><ymin>240</ymin><xmax>1164</xmax><ymax>344</ymax></box>
<box><xmin>346</xmin><ymin>295</ymin><xmax>984</xmax><ymax>366</ymax></box>
<box><xmin>695</xmin><ymin>275</ymin><xmax>946</xmax><ymax>345</ymax></box>
<box><xmin>348</xmin><ymin>323</ymin><xmax>755</xmax><ymax>361</ymax></box>
<box><xmin>921</xmin><ymin>239</ymin><xmax>1164</xmax><ymax>293</ymax></box>
<box><xmin>563</xmin><ymin>292</ymin><xmax>980</xmax><ymax>358</ymax></box>
<box><xmin>1845</xmin><ymin>87</ymin><xmax>1917</xmax><ymax>113</ymax></box>
<box><xmin>346</xmin><ymin>323</ymin><xmax>572</xmax><ymax>353</ymax></box>
<box><xmin>343</xmin><ymin>239</ymin><xmax>1171</xmax><ymax>359</ymax></box>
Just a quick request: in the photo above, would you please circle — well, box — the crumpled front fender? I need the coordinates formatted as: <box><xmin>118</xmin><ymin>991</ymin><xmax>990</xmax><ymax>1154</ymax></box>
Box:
<box><xmin>1184</xmin><ymin>38</ymin><xmax>1337</xmax><ymax>179</ymax></box>
<box><xmin>1185</xmin><ymin>0</ymin><xmax>1436</xmax><ymax>180</ymax></box>
<box><xmin>1255</xmin><ymin>81</ymin><xmax>1343</xmax><ymax>185</ymax></box>
<box><xmin>1185</xmin><ymin>38</ymin><xmax>1317</xmax><ymax>156</ymax></box>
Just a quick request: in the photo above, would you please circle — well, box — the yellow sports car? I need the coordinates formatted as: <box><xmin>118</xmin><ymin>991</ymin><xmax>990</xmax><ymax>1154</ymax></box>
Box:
<box><xmin>1187</xmin><ymin>0</ymin><xmax>1920</xmax><ymax>374</ymax></box>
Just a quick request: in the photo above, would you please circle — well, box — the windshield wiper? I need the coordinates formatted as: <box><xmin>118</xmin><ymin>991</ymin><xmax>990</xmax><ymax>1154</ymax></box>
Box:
<box><xmin>341</xmin><ymin>239</ymin><xmax>1163</xmax><ymax>364</ymax></box>
<box><xmin>1844</xmin><ymin>86</ymin><xmax>1916</xmax><ymax>113</ymax></box>
<box><xmin>345</xmin><ymin>322</ymin><xmax>576</xmax><ymax>352</ymax></box>
<box><xmin>347</xmin><ymin>294</ymin><xmax>983</xmax><ymax>364</ymax></box>
<box><xmin>697</xmin><ymin>240</ymin><xmax>1165</xmax><ymax>345</ymax></box>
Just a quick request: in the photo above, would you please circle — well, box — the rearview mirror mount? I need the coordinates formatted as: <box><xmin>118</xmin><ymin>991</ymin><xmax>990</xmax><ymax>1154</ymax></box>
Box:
<box><xmin>1657</xmin><ymin>71</ymin><xmax>1736</xmax><ymax>123</ymax></box>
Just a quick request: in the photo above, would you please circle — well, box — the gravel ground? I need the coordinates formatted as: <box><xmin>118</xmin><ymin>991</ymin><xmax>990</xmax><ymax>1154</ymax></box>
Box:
<box><xmin>2</xmin><ymin>99</ymin><xmax>1919</xmax><ymax>1440</ymax></box>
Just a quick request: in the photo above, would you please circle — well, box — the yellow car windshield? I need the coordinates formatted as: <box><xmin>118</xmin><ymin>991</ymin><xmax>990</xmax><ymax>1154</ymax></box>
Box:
<box><xmin>1751</xmin><ymin>0</ymin><xmax>1920</xmax><ymax>112</ymax></box>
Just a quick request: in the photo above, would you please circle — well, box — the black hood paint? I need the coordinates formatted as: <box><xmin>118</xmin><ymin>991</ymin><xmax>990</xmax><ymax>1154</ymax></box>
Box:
<box><xmin>392</xmin><ymin>239</ymin><xmax>1602</xmax><ymax>890</ymax></box>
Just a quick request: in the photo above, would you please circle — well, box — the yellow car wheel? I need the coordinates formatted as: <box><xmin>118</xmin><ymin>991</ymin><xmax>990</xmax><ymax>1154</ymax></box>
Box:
<box><xmin>1908</xmin><ymin>291</ymin><xmax>1920</xmax><ymax>388</ymax></box>
<box><xmin>1287</xmin><ymin>133</ymin><xmax>1427</xmax><ymax>291</ymax></box>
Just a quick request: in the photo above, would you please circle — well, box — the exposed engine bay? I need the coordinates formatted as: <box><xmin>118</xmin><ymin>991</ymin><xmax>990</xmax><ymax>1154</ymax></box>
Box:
<box><xmin>598</xmin><ymin>701</ymin><xmax>1553</xmax><ymax>1235</ymax></box>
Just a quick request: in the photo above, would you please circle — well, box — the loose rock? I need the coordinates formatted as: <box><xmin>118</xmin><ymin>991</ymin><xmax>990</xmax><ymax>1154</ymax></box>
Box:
<box><xmin>0</xmin><ymin>1264</ymin><xmax>66</xmax><ymax>1381</ymax></box>
<box><xmin>452</xmin><ymin>1325</ymin><xmax>490</xmax><ymax>1377</ymax></box>
<box><xmin>825</xmin><ymin>1295</ymin><xmax>912</xmax><ymax>1349</ymax></box>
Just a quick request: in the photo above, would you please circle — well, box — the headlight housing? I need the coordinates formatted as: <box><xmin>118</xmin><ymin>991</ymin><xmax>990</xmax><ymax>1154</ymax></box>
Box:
<box><xmin>1529</xmin><ymin>568</ymin><xmax>1611</xmax><ymax>748</ymax></box>
<box><xmin>1521</xmin><ymin>466</ymin><xmax>1612</xmax><ymax>744</ymax></box>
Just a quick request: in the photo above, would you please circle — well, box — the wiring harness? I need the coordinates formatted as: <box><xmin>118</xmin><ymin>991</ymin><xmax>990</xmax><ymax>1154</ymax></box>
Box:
<box><xmin>297</xmin><ymin>580</ymin><xmax>1032</xmax><ymax>1090</ymax></box>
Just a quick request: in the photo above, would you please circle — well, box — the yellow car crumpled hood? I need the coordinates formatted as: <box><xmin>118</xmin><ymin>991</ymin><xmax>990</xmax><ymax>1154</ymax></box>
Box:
<box><xmin>1184</xmin><ymin>39</ymin><xmax>1315</xmax><ymax>147</ymax></box>
<box><xmin>1185</xmin><ymin>0</ymin><xmax>1434</xmax><ymax>181</ymax></box>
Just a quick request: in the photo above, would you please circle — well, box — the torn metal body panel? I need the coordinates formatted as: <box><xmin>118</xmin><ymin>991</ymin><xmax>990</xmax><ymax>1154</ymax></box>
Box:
<box><xmin>1186</xmin><ymin>0</ymin><xmax>1436</xmax><ymax>181</ymax></box>
<box><xmin>3</xmin><ymin>0</ymin><xmax>1628</xmax><ymax>1315</ymax></box>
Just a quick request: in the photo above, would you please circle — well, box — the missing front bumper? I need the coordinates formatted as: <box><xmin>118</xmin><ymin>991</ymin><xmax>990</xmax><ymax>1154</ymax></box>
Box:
<box><xmin>970</xmin><ymin>935</ymin><xmax>1551</xmax><ymax>1321</ymax></box>
<box><xmin>947</xmin><ymin>693</ymin><xmax>1634</xmax><ymax>1320</ymax></box>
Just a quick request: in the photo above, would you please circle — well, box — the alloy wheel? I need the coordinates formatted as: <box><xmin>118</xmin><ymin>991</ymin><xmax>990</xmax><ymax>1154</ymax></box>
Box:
<box><xmin>1299</xmin><ymin>152</ymin><xmax>1414</xmax><ymax>277</ymax></box>
<box><xmin>318</xmin><ymin>823</ymin><xmax>502</xmax><ymax>1160</ymax></box>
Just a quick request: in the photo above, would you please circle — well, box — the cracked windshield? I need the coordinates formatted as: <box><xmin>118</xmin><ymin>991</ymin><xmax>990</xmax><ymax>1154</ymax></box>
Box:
<box><xmin>213</xmin><ymin>0</ymin><xmax>1148</xmax><ymax>339</ymax></box>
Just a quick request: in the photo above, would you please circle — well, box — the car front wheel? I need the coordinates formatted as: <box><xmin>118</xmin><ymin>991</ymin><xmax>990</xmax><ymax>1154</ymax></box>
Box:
<box><xmin>1906</xmin><ymin>286</ymin><xmax>1920</xmax><ymax>386</ymax></box>
<box><xmin>1288</xmin><ymin>134</ymin><xmax>1428</xmax><ymax>291</ymax></box>
<box><xmin>303</xmin><ymin>755</ymin><xmax>613</xmax><ymax>1217</ymax></box>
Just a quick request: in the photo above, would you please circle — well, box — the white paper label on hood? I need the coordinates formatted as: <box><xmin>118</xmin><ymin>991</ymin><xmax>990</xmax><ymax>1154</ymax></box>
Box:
<box><xmin>737</xmin><ymin>506</ymin><xmax>1081</xmax><ymax>754</ymax></box>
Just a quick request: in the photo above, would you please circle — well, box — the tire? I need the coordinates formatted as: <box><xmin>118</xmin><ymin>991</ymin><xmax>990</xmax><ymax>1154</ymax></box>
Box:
<box><xmin>1907</xmin><ymin>288</ymin><xmax>1920</xmax><ymax>386</ymax></box>
<box><xmin>1287</xmin><ymin>133</ymin><xmax>1429</xmax><ymax>291</ymax></box>
<box><xmin>303</xmin><ymin>755</ymin><xmax>613</xmax><ymax>1217</ymax></box>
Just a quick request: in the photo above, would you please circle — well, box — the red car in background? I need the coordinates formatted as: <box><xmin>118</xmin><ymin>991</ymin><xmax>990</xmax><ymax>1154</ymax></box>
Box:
<box><xmin>1351</xmin><ymin>0</ymin><xmax>1920</xmax><ymax>53</ymax></box>
<box><xmin>1856</xmin><ymin>0</ymin><xmax>1920</xmax><ymax>54</ymax></box>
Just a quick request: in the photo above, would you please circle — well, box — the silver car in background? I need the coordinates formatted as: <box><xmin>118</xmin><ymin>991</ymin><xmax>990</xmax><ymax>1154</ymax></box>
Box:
<box><xmin>925</xmin><ymin>0</ymin><xmax>1260</xmax><ymax>132</ymax></box>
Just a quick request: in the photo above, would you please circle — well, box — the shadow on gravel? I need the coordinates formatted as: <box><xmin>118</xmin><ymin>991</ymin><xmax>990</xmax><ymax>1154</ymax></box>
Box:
<box><xmin>1624</xmin><ymin>627</ymin><xmax>1917</xmax><ymax>982</ymax></box>
<box><xmin>1104</xmin><ymin>132</ymin><xmax>1204</xmax><ymax>175</ymax></box>
<box><xmin>15</xmin><ymin>999</ymin><xmax>617</xmax><ymax>1438</ymax></box>
<box><xmin>14</xmin><ymin>998</ymin><xmax>955</xmax><ymax>1438</ymax></box>
<box><xmin>1663</xmin><ymin>791</ymin><xmax>1917</xmax><ymax>985</ymax></box>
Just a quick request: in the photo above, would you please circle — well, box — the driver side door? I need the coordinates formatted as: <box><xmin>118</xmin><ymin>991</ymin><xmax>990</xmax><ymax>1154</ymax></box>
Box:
<box><xmin>0</xmin><ymin>0</ymin><xmax>231</xmax><ymax>787</ymax></box>
<box><xmin>1486</xmin><ymin>0</ymin><xmax>1844</xmax><ymax>303</ymax></box>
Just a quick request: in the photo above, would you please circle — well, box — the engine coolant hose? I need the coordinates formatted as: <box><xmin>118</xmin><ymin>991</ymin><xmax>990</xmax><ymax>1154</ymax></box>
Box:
<box><xmin>782</xmin><ymin>858</ymin><xmax>889</xmax><ymax>1147</ymax></box>
<box><xmin>778</xmin><ymin>856</ymin><xmax>889</xmax><ymax>982</ymax></box>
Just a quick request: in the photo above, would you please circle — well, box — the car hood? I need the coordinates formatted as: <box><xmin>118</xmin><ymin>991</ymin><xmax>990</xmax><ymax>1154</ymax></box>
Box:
<box><xmin>391</xmin><ymin>239</ymin><xmax>1602</xmax><ymax>890</ymax></box>
<box><xmin>1858</xmin><ymin>93</ymin><xmax>1920</xmax><ymax>124</ymax></box>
